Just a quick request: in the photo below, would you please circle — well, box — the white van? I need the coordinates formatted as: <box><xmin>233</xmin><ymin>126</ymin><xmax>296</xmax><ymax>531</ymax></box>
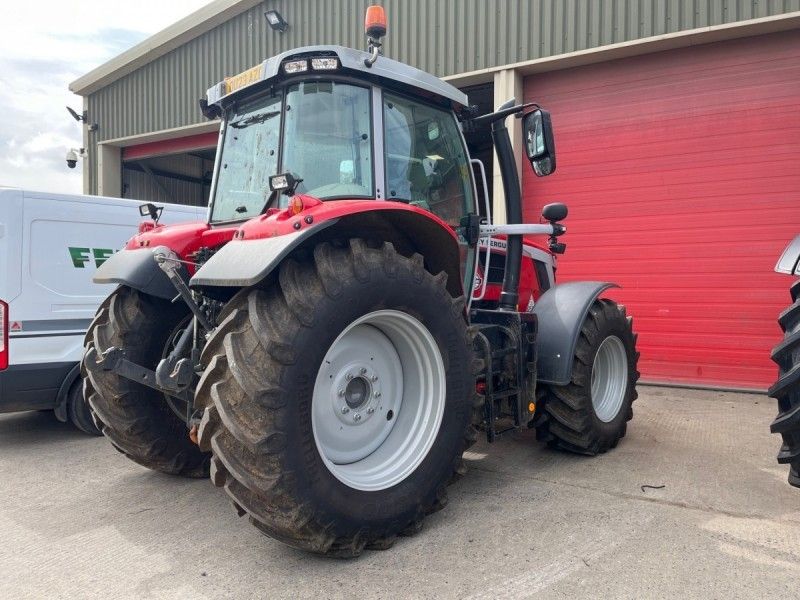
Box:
<box><xmin>0</xmin><ymin>187</ymin><xmax>205</xmax><ymax>433</ymax></box>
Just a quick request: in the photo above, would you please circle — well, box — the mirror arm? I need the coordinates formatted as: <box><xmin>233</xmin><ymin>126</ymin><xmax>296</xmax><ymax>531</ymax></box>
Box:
<box><xmin>468</xmin><ymin>101</ymin><xmax>538</xmax><ymax>128</ymax></box>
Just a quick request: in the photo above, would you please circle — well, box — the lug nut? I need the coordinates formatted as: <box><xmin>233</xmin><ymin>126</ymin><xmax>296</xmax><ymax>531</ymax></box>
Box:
<box><xmin>360</xmin><ymin>367</ymin><xmax>367</xmax><ymax>375</ymax></box>
<box><xmin>346</xmin><ymin>373</ymin><xmax>353</xmax><ymax>380</ymax></box>
<box><xmin>367</xmin><ymin>407</ymin><xmax>375</xmax><ymax>414</ymax></box>
<box><xmin>338</xmin><ymin>389</ymin><xmax>345</xmax><ymax>397</ymax></box>
<box><xmin>375</xmin><ymin>391</ymin><xmax>382</xmax><ymax>398</ymax></box>
<box><xmin>353</xmin><ymin>413</ymin><xmax>362</xmax><ymax>422</ymax></box>
<box><xmin>371</xmin><ymin>375</ymin><xmax>378</xmax><ymax>382</ymax></box>
<box><xmin>341</xmin><ymin>406</ymin><xmax>350</xmax><ymax>414</ymax></box>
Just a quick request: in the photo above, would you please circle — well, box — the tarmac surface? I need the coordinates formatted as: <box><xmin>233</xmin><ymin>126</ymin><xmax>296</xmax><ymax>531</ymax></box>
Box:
<box><xmin>1</xmin><ymin>385</ymin><xmax>798</xmax><ymax>599</ymax></box>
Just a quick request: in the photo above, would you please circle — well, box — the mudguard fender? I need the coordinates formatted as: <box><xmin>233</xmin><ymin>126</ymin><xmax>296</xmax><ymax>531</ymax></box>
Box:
<box><xmin>190</xmin><ymin>210</ymin><xmax>464</xmax><ymax>299</ymax></box>
<box><xmin>93</xmin><ymin>248</ymin><xmax>184</xmax><ymax>300</ymax></box>
<box><xmin>190</xmin><ymin>222</ymin><xmax>338</xmax><ymax>288</ymax></box>
<box><xmin>532</xmin><ymin>281</ymin><xmax>618</xmax><ymax>386</ymax></box>
<box><xmin>53</xmin><ymin>363</ymin><xmax>80</xmax><ymax>423</ymax></box>
<box><xmin>776</xmin><ymin>235</ymin><xmax>800</xmax><ymax>275</ymax></box>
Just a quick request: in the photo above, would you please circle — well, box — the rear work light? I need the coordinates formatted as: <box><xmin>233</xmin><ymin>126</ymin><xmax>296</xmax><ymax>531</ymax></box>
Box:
<box><xmin>283</xmin><ymin>60</ymin><xmax>308</xmax><ymax>74</ymax></box>
<box><xmin>311</xmin><ymin>57</ymin><xmax>338</xmax><ymax>70</ymax></box>
<box><xmin>0</xmin><ymin>299</ymin><xmax>8</xmax><ymax>371</ymax></box>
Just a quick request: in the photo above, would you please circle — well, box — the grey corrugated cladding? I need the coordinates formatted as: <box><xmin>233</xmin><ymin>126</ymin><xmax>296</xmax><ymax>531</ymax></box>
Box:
<box><xmin>84</xmin><ymin>0</ymin><xmax>800</xmax><ymax>192</ymax></box>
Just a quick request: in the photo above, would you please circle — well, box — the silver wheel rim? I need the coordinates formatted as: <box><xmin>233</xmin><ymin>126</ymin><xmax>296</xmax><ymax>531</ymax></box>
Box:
<box><xmin>312</xmin><ymin>310</ymin><xmax>445</xmax><ymax>492</ymax></box>
<box><xmin>590</xmin><ymin>335</ymin><xmax>628</xmax><ymax>423</ymax></box>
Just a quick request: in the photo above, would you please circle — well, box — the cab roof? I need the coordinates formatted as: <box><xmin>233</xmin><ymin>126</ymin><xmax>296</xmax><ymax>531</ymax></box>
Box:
<box><xmin>206</xmin><ymin>45</ymin><xmax>469</xmax><ymax>112</ymax></box>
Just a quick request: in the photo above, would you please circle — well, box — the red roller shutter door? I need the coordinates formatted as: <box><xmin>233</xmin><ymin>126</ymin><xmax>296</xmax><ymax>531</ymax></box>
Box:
<box><xmin>522</xmin><ymin>30</ymin><xmax>800</xmax><ymax>389</ymax></box>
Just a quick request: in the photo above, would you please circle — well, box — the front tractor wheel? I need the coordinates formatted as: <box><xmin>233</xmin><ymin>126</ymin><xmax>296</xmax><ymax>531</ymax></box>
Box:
<box><xmin>195</xmin><ymin>240</ymin><xmax>478</xmax><ymax>557</ymax></box>
<box><xmin>83</xmin><ymin>286</ymin><xmax>210</xmax><ymax>476</ymax></box>
<box><xmin>535</xmin><ymin>299</ymin><xmax>640</xmax><ymax>455</ymax></box>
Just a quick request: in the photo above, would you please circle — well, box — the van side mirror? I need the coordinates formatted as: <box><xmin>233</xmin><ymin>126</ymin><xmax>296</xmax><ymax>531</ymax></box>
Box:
<box><xmin>522</xmin><ymin>109</ymin><xmax>556</xmax><ymax>177</ymax></box>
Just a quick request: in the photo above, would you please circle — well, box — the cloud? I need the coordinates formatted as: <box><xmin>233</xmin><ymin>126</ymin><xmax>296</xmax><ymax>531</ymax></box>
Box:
<box><xmin>0</xmin><ymin>0</ymin><xmax>211</xmax><ymax>194</ymax></box>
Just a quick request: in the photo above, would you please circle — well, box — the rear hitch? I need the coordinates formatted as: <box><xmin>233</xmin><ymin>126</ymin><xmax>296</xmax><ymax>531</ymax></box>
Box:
<box><xmin>84</xmin><ymin>345</ymin><xmax>193</xmax><ymax>405</ymax></box>
<box><xmin>152</xmin><ymin>246</ymin><xmax>214</xmax><ymax>332</ymax></box>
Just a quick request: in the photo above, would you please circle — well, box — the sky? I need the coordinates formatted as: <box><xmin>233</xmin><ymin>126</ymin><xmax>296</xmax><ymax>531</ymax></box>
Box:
<box><xmin>0</xmin><ymin>0</ymin><xmax>212</xmax><ymax>194</ymax></box>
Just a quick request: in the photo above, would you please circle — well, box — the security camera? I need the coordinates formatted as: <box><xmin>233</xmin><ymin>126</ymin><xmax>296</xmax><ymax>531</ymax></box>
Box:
<box><xmin>66</xmin><ymin>147</ymin><xmax>87</xmax><ymax>169</ymax></box>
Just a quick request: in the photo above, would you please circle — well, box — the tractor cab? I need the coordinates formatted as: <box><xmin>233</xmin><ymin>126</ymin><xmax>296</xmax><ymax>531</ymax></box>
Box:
<box><xmin>202</xmin><ymin>45</ymin><xmax>476</xmax><ymax>230</ymax></box>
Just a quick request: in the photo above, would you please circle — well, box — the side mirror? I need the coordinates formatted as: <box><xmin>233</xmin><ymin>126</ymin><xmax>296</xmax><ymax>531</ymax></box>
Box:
<box><xmin>522</xmin><ymin>109</ymin><xmax>556</xmax><ymax>177</ymax></box>
<box><xmin>138</xmin><ymin>203</ymin><xmax>163</xmax><ymax>223</ymax></box>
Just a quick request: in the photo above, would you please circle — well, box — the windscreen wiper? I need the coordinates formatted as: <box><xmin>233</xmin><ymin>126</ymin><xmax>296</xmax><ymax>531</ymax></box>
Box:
<box><xmin>230</xmin><ymin>110</ymin><xmax>280</xmax><ymax>129</ymax></box>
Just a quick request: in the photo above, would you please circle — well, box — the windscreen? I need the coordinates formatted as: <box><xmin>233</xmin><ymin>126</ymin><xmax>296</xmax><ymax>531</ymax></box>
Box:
<box><xmin>210</xmin><ymin>93</ymin><xmax>281</xmax><ymax>223</ymax></box>
<box><xmin>209</xmin><ymin>82</ymin><xmax>373</xmax><ymax>223</ymax></box>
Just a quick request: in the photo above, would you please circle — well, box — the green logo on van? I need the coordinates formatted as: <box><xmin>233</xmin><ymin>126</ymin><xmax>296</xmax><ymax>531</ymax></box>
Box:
<box><xmin>69</xmin><ymin>247</ymin><xmax>115</xmax><ymax>268</ymax></box>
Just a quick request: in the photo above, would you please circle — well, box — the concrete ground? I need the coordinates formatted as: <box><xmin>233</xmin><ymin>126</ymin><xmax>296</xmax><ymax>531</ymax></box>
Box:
<box><xmin>0</xmin><ymin>386</ymin><xmax>798</xmax><ymax>599</ymax></box>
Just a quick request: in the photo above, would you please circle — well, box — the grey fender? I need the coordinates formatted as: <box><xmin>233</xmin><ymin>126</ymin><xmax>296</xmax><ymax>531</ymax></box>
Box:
<box><xmin>776</xmin><ymin>234</ymin><xmax>800</xmax><ymax>275</ymax></box>
<box><xmin>93</xmin><ymin>248</ymin><xmax>184</xmax><ymax>300</ymax></box>
<box><xmin>190</xmin><ymin>211</ymin><xmax>464</xmax><ymax>298</ymax></box>
<box><xmin>532</xmin><ymin>281</ymin><xmax>618</xmax><ymax>386</ymax></box>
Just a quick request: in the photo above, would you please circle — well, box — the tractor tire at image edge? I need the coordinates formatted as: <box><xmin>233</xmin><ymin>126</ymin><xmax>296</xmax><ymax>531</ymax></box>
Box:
<box><xmin>769</xmin><ymin>278</ymin><xmax>800</xmax><ymax>488</ymax></box>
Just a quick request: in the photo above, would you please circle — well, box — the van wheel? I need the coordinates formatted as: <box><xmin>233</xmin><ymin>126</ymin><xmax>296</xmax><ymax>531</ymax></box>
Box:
<box><xmin>83</xmin><ymin>286</ymin><xmax>209</xmax><ymax>476</ymax></box>
<box><xmin>66</xmin><ymin>377</ymin><xmax>101</xmax><ymax>435</ymax></box>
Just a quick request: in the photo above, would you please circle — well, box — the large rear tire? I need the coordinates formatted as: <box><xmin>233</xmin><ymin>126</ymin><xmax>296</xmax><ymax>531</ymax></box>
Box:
<box><xmin>535</xmin><ymin>299</ymin><xmax>639</xmax><ymax>455</ymax></box>
<box><xmin>83</xmin><ymin>286</ymin><xmax>209</xmax><ymax>476</ymax></box>
<box><xmin>195</xmin><ymin>240</ymin><xmax>479</xmax><ymax>557</ymax></box>
<box><xmin>769</xmin><ymin>279</ymin><xmax>800</xmax><ymax>488</ymax></box>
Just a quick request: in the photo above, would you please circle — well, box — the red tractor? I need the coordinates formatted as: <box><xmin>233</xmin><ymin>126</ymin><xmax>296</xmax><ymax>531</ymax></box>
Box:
<box><xmin>83</xmin><ymin>8</ymin><xmax>639</xmax><ymax>556</ymax></box>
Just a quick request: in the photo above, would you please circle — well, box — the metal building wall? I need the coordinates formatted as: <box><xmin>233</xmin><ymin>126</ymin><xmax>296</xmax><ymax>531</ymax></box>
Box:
<box><xmin>85</xmin><ymin>0</ymin><xmax>800</xmax><ymax>192</ymax></box>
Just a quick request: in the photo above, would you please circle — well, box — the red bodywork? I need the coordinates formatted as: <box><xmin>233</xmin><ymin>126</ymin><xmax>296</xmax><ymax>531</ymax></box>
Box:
<box><xmin>126</xmin><ymin>196</ymin><xmax>555</xmax><ymax>307</ymax></box>
<box><xmin>476</xmin><ymin>237</ymin><xmax>556</xmax><ymax>311</ymax></box>
<box><xmin>125</xmin><ymin>195</ymin><xmax>459</xmax><ymax>276</ymax></box>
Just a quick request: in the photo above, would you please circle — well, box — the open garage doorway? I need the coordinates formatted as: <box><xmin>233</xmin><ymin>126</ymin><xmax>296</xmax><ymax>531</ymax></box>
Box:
<box><xmin>121</xmin><ymin>131</ymin><xmax>218</xmax><ymax>207</ymax></box>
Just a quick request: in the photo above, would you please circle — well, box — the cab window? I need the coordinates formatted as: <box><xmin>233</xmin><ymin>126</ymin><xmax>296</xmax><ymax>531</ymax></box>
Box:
<box><xmin>282</xmin><ymin>81</ymin><xmax>373</xmax><ymax>200</ymax></box>
<box><xmin>383</xmin><ymin>93</ymin><xmax>474</xmax><ymax>225</ymax></box>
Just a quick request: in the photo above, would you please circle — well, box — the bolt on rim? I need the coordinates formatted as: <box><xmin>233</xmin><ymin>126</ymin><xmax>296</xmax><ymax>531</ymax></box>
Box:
<box><xmin>311</xmin><ymin>309</ymin><xmax>445</xmax><ymax>491</ymax></box>
<box><xmin>590</xmin><ymin>335</ymin><xmax>628</xmax><ymax>423</ymax></box>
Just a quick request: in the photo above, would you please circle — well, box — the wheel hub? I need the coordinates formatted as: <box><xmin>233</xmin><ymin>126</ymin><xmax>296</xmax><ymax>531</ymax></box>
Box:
<box><xmin>312</xmin><ymin>310</ymin><xmax>445</xmax><ymax>491</ymax></box>
<box><xmin>591</xmin><ymin>335</ymin><xmax>628</xmax><ymax>423</ymax></box>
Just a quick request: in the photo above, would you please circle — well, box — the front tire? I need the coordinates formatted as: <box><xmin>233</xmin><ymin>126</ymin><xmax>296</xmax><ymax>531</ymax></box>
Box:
<box><xmin>535</xmin><ymin>299</ymin><xmax>639</xmax><ymax>455</ymax></box>
<box><xmin>195</xmin><ymin>240</ymin><xmax>478</xmax><ymax>556</ymax></box>
<box><xmin>83</xmin><ymin>286</ymin><xmax>209</xmax><ymax>476</ymax></box>
<box><xmin>769</xmin><ymin>279</ymin><xmax>800</xmax><ymax>487</ymax></box>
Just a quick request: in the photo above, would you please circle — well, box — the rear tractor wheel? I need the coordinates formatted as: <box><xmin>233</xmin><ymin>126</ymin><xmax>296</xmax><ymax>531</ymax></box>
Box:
<box><xmin>195</xmin><ymin>240</ymin><xmax>479</xmax><ymax>557</ymax></box>
<box><xmin>535</xmin><ymin>299</ymin><xmax>639</xmax><ymax>455</ymax></box>
<box><xmin>769</xmin><ymin>279</ymin><xmax>800</xmax><ymax>488</ymax></box>
<box><xmin>83</xmin><ymin>286</ymin><xmax>209</xmax><ymax>476</ymax></box>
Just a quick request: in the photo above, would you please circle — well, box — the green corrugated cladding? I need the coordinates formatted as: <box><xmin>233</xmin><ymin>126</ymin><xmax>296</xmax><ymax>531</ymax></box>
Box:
<box><xmin>84</xmin><ymin>0</ymin><xmax>800</xmax><ymax>192</ymax></box>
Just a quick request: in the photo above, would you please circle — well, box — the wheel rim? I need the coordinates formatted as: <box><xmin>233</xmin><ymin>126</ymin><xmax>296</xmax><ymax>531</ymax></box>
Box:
<box><xmin>312</xmin><ymin>310</ymin><xmax>445</xmax><ymax>492</ymax></box>
<box><xmin>590</xmin><ymin>335</ymin><xmax>628</xmax><ymax>423</ymax></box>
